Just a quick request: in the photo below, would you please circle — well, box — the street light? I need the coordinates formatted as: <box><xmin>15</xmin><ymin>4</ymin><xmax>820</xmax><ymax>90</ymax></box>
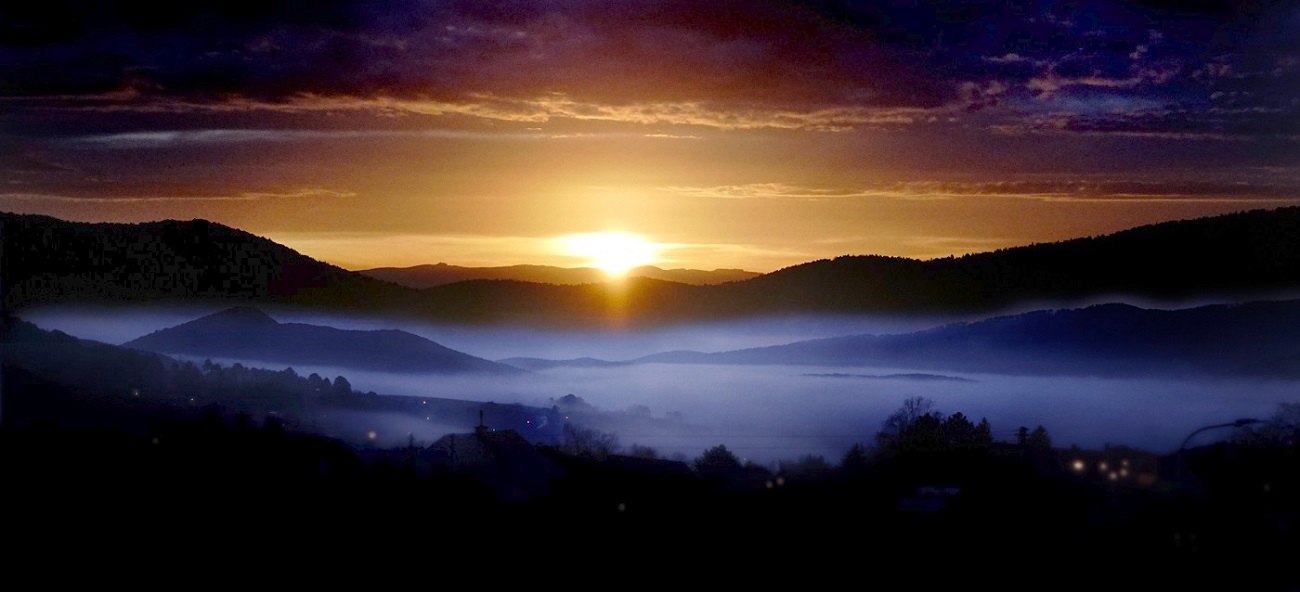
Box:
<box><xmin>1176</xmin><ymin>418</ymin><xmax>1263</xmax><ymax>480</ymax></box>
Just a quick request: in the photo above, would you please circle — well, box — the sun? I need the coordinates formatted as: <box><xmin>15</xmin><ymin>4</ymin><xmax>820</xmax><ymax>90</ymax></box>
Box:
<box><xmin>560</xmin><ymin>232</ymin><xmax>660</xmax><ymax>278</ymax></box>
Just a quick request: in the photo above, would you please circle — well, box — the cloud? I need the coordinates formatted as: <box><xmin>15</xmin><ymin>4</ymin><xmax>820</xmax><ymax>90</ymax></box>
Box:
<box><xmin>0</xmin><ymin>152</ymin><xmax>77</xmax><ymax>174</ymax></box>
<box><xmin>0</xmin><ymin>1</ymin><xmax>946</xmax><ymax>108</ymax></box>
<box><xmin>3</xmin><ymin>1</ymin><xmax>1297</xmax><ymax>148</ymax></box>
<box><xmin>23</xmin><ymin>91</ymin><xmax>940</xmax><ymax>133</ymax></box>
<box><xmin>0</xmin><ymin>188</ymin><xmax>353</xmax><ymax>203</ymax></box>
<box><xmin>63</xmin><ymin>127</ymin><xmax>560</xmax><ymax>147</ymax></box>
<box><xmin>1026</xmin><ymin>66</ymin><xmax>1180</xmax><ymax>98</ymax></box>
<box><xmin>662</xmin><ymin>183</ymin><xmax>915</xmax><ymax>200</ymax></box>
<box><xmin>661</xmin><ymin>179</ymin><xmax>1300</xmax><ymax>204</ymax></box>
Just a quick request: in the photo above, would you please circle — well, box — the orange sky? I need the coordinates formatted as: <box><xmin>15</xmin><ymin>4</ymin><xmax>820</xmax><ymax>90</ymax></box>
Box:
<box><xmin>3</xmin><ymin>1</ymin><xmax>1297</xmax><ymax>273</ymax></box>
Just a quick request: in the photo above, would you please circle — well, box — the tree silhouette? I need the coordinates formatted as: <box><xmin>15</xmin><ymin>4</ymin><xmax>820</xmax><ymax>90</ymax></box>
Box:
<box><xmin>873</xmin><ymin>399</ymin><xmax>1000</xmax><ymax>460</ymax></box>
<box><xmin>1238</xmin><ymin>402</ymin><xmax>1300</xmax><ymax>446</ymax></box>
<box><xmin>877</xmin><ymin>396</ymin><xmax>938</xmax><ymax>450</ymax></box>
<box><xmin>883</xmin><ymin>396</ymin><xmax>937</xmax><ymax>431</ymax></box>
<box><xmin>693</xmin><ymin>444</ymin><xmax>743</xmax><ymax>481</ymax></box>
<box><xmin>777</xmin><ymin>454</ymin><xmax>832</xmax><ymax>483</ymax></box>
<box><xmin>626</xmin><ymin>444</ymin><xmax>659</xmax><ymax>459</ymax></box>
<box><xmin>941</xmin><ymin>412</ymin><xmax>994</xmax><ymax>451</ymax></box>
<box><xmin>560</xmin><ymin>423</ymin><xmax>619</xmax><ymax>459</ymax></box>
<box><xmin>1017</xmin><ymin>425</ymin><xmax>1052</xmax><ymax>449</ymax></box>
<box><xmin>1029</xmin><ymin>426</ymin><xmax>1052</xmax><ymax>449</ymax></box>
<box><xmin>840</xmin><ymin>443</ymin><xmax>871</xmax><ymax>474</ymax></box>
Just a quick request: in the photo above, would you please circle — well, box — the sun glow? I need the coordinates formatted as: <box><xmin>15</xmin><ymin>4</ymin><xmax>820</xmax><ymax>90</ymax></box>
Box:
<box><xmin>560</xmin><ymin>232</ymin><xmax>660</xmax><ymax>278</ymax></box>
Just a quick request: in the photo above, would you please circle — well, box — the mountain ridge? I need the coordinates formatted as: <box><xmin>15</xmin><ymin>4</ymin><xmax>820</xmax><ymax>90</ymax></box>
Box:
<box><xmin>616</xmin><ymin>299</ymin><xmax>1300</xmax><ymax>379</ymax></box>
<box><xmin>123</xmin><ymin>306</ymin><xmax>523</xmax><ymax>375</ymax></box>
<box><xmin>357</xmin><ymin>262</ymin><xmax>760</xmax><ymax>288</ymax></box>
<box><xmin>6</xmin><ymin>206</ymin><xmax>1300</xmax><ymax>327</ymax></box>
<box><xmin>0</xmin><ymin>212</ymin><xmax>421</xmax><ymax>314</ymax></box>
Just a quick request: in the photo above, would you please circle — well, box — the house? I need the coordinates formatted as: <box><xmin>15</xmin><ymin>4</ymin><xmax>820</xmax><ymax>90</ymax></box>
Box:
<box><xmin>423</xmin><ymin>410</ymin><xmax>562</xmax><ymax>502</ymax></box>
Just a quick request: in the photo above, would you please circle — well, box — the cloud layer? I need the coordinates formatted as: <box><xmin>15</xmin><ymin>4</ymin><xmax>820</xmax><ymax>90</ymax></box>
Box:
<box><xmin>4</xmin><ymin>1</ymin><xmax>1297</xmax><ymax>138</ymax></box>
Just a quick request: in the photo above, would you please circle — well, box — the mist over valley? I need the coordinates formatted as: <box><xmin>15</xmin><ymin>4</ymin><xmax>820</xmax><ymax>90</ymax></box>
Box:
<box><xmin>17</xmin><ymin>300</ymin><xmax>1300</xmax><ymax>467</ymax></box>
<box><xmin>4</xmin><ymin>208</ymin><xmax>1300</xmax><ymax>513</ymax></box>
<box><xmin>7</xmin><ymin>210</ymin><xmax>1300</xmax><ymax>583</ymax></box>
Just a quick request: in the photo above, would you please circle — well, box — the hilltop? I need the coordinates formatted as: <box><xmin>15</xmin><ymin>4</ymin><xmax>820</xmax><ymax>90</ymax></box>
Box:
<box><xmin>5</xmin><ymin>207</ymin><xmax>1300</xmax><ymax>328</ymax></box>
<box><xmin>123</xmin><ymin>306</ymin><xmax>523</xmax><ymax>375</ymax></box>
<box><xmin>357</xmin><ymin>262</ymin><xmax>759</xmax><ymax>288</ymax></box>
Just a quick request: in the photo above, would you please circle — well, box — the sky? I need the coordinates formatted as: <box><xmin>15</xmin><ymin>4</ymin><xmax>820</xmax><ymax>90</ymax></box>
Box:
<box><xmin>3</xmin><ymin>0</ymin><xmax>1299</xmax><ymax>273</ymax></box>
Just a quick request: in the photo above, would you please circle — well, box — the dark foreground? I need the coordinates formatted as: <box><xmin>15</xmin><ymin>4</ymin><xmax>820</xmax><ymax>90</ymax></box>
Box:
<box><xmin>3</xmin><ymin>412</ymin><xmax>1297</xmax><ymax>590</ymax></box>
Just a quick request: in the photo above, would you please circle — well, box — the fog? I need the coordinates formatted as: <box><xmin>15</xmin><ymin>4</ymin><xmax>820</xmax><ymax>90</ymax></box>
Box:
<box><xmin>17</xmin><ymin>303</ymin><xmax>967</xmax><ymax>360</ymax></box>
<box><xmin>17</xmin><ymin>303</ymin><xmax>1300</xmax><ymax>467</ymax></box>
<box><xmin>162</xmin><ymin>356</ymin><xmax>1296</xmax><ymax>465</ymax></box>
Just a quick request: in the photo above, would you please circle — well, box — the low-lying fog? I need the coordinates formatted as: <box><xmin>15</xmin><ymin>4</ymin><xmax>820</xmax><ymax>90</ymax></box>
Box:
<box><xmin>19</xmin><ymin>303</ymin><xmax>1300</xmax><ymax>467</ymax></box>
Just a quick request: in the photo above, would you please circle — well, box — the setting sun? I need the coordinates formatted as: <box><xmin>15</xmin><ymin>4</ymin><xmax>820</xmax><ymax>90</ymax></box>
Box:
<box><xmin>559</xmin><ymin>232</ymin><xmax>661</xmax><ymax>278</ymax></box>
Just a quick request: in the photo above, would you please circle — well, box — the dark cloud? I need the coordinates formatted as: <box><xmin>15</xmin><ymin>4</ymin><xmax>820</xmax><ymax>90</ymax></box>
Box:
<box><xmin>0</xmin><ymin>0</ymin><xmax>1296</xmax><ymax>139</ymax></box>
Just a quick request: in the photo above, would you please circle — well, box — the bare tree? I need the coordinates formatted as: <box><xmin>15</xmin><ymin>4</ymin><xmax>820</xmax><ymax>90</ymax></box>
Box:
<box><xmin>560</xmin><ymin>423</ymin><xmax>619</xmax><ymax>459</ymax></box>
<box><xmin>877</xmin><ymin>396</ymin><xmax>939</xmax><ymax>448</ymax></box>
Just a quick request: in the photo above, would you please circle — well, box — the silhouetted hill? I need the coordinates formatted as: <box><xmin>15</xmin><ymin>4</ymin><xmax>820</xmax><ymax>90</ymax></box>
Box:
<box><xmin>401</xmin><ymin>206</ymin><xmax>1300</xmax><ymax>326</ymax></box>
<box><xmin>357</xmin><ymin>263</ymin><xmax>758</xmax><ymax>288</ymax></box>
<box><xmin>0</xmin><ymin>212</ymin><xmax>420</xmax><ymax>313</ymax></box>
<box><xmin>7</xmin><ymin>207</ymin><xmax>1300</xmax><ymax>327</ymax></box>
<box><xmin>123</xmin><ymin>306</ymin><xmax>523</xmax><ymax>374</ymax></box>
<box><xmin>2</xmin><ymin>314</ymin><xmax>555</xmax><ymax>439</ymax></box>
<box><xmin>713</xmin><ymin>206</ymin><xmax>1300</xmax><ymax>316</ymax></box>
<box><xmin>414</xmin><ymin>276</ymin><xmax>713</xmax><ymax>327</ymax></box>
<box><xmin>629</xmin><ymin>299</ymin><xmax>1300</xmax><ymax>378</ymax></box>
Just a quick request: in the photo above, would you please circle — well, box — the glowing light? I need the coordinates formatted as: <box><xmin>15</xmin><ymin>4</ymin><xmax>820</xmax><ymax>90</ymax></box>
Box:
<box><xmin>559</xmin><ymin>232</ymin><xmax>660</xmax><ymax>278</ymax></box>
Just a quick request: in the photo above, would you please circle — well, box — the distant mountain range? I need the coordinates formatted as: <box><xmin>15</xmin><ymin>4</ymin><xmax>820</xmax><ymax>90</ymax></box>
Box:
<box><xmin>122</xmin><ymin>306</ymin><xmax>522</xmax><ymax>374</ymax></box>
<box><xmin>356</xmin><ymin>263</ymin><xmax>759</xmax><ymax>288</ymax></box>
<box><xmin>0</xmin><ymin>314</ymin><xmax>556</xmax><ymax>443</ymax></box>
<box><xmin>510</xmin><ymin>299</ymin><xmax>1300</xmax><ymax>379</ymax></box>
<box><xmin>5</xmin><ymin>207</ymin><xmax>1300</xmax><ymax>327</ymax></box>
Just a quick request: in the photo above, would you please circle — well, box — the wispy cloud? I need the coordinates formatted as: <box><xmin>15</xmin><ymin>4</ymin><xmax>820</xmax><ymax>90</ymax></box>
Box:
<box><xmin>31</xmin><ymin>92</ymin><xmax>939</xmax><ymax>133</ymax></box>
<box><xmin>0</xmin><ymin>188</ymin><xmax>353</xmax><ymax>203</ymax></box>
<box><xmin>662</xmin><ymin>183</ymin><xmax>907</xmax><ymax>200</ymax></box>
<box><xmin>662</xmin><ymin>180</ymin><xmax>1300</xmax><ymax>203</ymax></box>
<box><xmin>5</xmin><ymin>0</ymin><xmax>1295</xmax><ymax>142</ymax></box>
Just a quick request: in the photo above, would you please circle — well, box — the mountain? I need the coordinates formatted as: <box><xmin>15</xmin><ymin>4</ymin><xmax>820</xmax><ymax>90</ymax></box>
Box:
<box><xmin>122</xmin><ymin>306</ymin><xmax>523</xmax><ymax>374</ymax></box>
<box><xmin>411</xmin><ymin>206</ymin><xmax>1300</xmax><ymax>325</ymax></box>
<box><xmin>0</xmin><ymin>212</ymin><xmax>421</xmax><ymax>313</ymax></box>
<box><xmin>1</xmin><ymin>314</ymin><xmax>551</xmax><ymax>443</ymax></box>
<box><xmin>357</xmin><ymin>263</ymin><xmax>759</xmax><ymax>288</ymax></box>
<box><xmin>702</xmin><ymin>205</ymin><xmax>1300</xmax><ymax>317</ymax></box>
<box><xmin>628</xmin><ymin>299</ymin><xmax>1300</xmax><ymax>379</ymax></box>
<box><xmin>6</xmin><ymin>206</ymin><xmax>1300</xmax><ymax>328</ymax></box>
